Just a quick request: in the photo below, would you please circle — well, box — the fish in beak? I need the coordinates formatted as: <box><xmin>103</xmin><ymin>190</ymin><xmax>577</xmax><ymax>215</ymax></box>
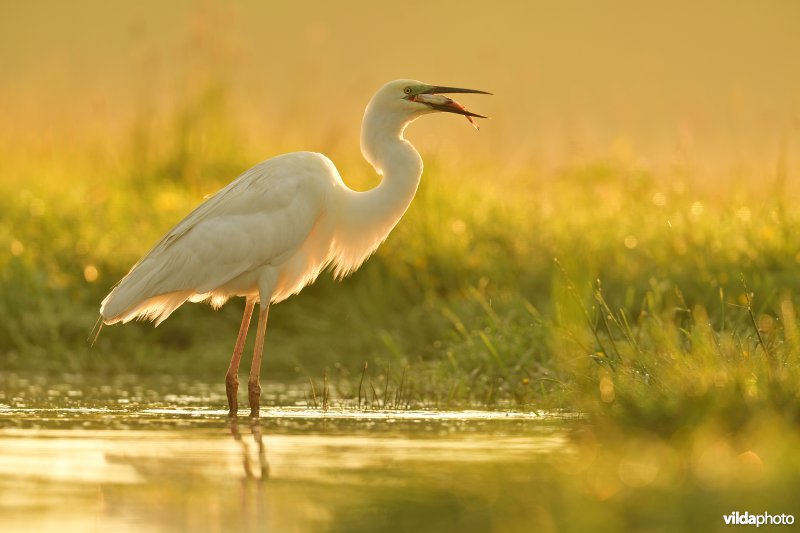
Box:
<box><xmin>409</xmin><ymin>86</ymin><xmax>491</xmax><ymax>130</ymax></box>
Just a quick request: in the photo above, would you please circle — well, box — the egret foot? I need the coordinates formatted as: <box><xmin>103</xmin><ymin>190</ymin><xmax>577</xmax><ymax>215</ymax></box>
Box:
<box><xmin>226</xmin><ymin>374</ymin><xmax>239</xmax><ymax>416</ymax></box>
<box><xmin>248</xmin><ymin>381</ymin><xmax>261</xmax><ymax>418</ymax></box>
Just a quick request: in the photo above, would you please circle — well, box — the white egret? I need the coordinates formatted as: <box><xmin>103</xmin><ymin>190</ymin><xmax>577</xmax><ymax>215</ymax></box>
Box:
<box><xmin>100</xmin><ymin>79</ymin><xmax>489</xmax><ymax>417</ymax></box>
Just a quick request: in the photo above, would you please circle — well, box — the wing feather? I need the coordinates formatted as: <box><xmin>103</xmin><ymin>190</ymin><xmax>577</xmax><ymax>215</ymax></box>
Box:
<box><xmin>101</xmin><ymin>152</ymin><xmax>335</xmax><ymax>324</ymax></box>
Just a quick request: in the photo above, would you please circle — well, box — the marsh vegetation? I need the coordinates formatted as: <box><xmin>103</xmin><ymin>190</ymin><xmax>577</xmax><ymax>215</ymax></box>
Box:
<box><xmin>2</xmin><ymin>1</ymin><xmax>800</xmax><ymax>530</ymax></box>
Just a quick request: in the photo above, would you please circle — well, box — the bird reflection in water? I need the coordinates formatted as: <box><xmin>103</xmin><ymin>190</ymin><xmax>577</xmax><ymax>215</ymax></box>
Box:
<box><xmin>230</xmin><ymin>417</ymin><xmax>269</xmax><ymax>481</ymax></box>
<box><xmin>230</xmin><ymin>417</ymin><xmax>270</xmax><ymax>530</ymax></box>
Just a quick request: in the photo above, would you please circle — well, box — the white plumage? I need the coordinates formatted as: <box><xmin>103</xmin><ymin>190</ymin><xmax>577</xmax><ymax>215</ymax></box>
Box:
<box><xmin>100</xmin><ymin>79</ymin><xmax>489</xmax><ymax>416</ymax></box>
<box><xmin>101</xmin><ymin>153</ymin><xmax>336</xmax><ymax>324</ymax></box>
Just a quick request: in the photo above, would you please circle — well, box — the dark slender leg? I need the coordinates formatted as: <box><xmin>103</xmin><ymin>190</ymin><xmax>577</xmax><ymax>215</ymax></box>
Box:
<box><xmin>248</xmin><ymin>304</ymin><xmax>269</xmax><ymax>418</ymax></box>
<box><xmin>226</xmin><ymin>298</ymin><xmax>255</xmax><ymax>416</ymax></box>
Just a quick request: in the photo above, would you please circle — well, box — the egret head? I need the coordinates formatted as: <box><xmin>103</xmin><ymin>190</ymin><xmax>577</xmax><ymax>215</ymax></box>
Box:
<box><xmin>369</xmin><ymin>79</ymin><xmax>490</xmax><ymax>130</ymax></box>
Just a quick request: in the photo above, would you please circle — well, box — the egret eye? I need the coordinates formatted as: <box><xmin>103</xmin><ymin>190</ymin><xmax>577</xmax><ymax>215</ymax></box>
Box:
<box><xmin>403</xmin><ymin>87</ymin><xmax>412</xmax><ymax>95</ymax></box>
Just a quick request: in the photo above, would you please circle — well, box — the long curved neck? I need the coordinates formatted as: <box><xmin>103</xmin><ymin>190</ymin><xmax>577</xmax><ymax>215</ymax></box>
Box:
<box><xmin>331</xmin><ymin>105</ymin><xmax>423</xmax><ymax>277</ymax></box>
<box><xmin>357</xmin><ymin>107</ymin><xmax>423</xmax><ymax>225</ymax></box>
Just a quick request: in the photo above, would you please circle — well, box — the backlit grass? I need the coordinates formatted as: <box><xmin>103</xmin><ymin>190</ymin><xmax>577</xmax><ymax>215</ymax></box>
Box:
<box><xmin>2</xmin><ymin>74</ymin><xmax>800</xmax><ymax>533</ymax></box>
<box><xmin>3</xmin><ymin>94</ymin><xmax>799</xmax><ymax>424</ymax></box>
<box><xmin>0</xmin><ymin>36</ymin><xmax>797</xmax><ymax>434</ymax></box>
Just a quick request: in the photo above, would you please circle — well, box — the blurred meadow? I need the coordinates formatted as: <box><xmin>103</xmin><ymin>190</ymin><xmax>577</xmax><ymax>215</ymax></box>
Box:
<box><xmin>2</xmin><ymin>1</ymin><xmax>800</xmax><ymax>529</ymax></box>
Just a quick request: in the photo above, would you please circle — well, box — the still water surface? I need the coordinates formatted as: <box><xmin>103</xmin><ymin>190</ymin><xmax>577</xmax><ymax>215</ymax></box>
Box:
<box><xmin>0</xmin><ymin>378</ymin><xmax>574</xmax><ymax>532</ymax></box>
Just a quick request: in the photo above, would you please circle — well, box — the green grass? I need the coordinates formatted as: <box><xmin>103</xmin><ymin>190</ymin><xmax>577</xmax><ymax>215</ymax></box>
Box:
<box><xmin>1</xmin><ymin>83</ymin><xmax>799</xmax><ymax>430</ymax></box>
<box><xmin>3</xmin><ymin>88</ymin><xmax>800</xmax><ymax>531</ymax></box>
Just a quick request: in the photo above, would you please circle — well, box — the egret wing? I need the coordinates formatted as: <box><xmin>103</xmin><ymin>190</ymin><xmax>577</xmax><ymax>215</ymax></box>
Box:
<box><xmin>101</xmin><ymin>152</ymin><xmax>336</xmax><ymax>324</ymax></box>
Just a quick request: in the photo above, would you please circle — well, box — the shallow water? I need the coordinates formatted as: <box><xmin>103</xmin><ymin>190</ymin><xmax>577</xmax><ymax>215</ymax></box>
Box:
<box><xmin>0</xmin><ymin>378</ymin><xmax>575</xmax><ymax>532</ymax></box>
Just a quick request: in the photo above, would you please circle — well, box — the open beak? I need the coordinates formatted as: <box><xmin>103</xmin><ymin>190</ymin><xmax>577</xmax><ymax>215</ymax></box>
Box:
<box><xmin>424</xmin><ymin>86</ymin><xmax>492</xmax><ymax>96</ymax></box>
<box><xmin>409</xmin><ymin>85</ymin><xmax>491</xmax><ymax>129</ymax></box>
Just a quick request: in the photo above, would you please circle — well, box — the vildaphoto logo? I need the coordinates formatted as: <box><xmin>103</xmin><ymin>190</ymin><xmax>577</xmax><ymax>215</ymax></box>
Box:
<box><xmin>723</xmin><ymin>512</ymin><xmax>795</xmax><ymax>527</ymax></box>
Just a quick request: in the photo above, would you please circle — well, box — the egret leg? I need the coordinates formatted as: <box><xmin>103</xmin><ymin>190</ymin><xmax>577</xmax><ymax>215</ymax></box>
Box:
<box><xmin>248</xmin><ymin>304</ymin><xmax>270</xmax><ymax>418</ymax></box>
<box><xmin>226</xmin><ymin>298</ymin><xmax>256</xmax><ymax>416</ymax></box>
